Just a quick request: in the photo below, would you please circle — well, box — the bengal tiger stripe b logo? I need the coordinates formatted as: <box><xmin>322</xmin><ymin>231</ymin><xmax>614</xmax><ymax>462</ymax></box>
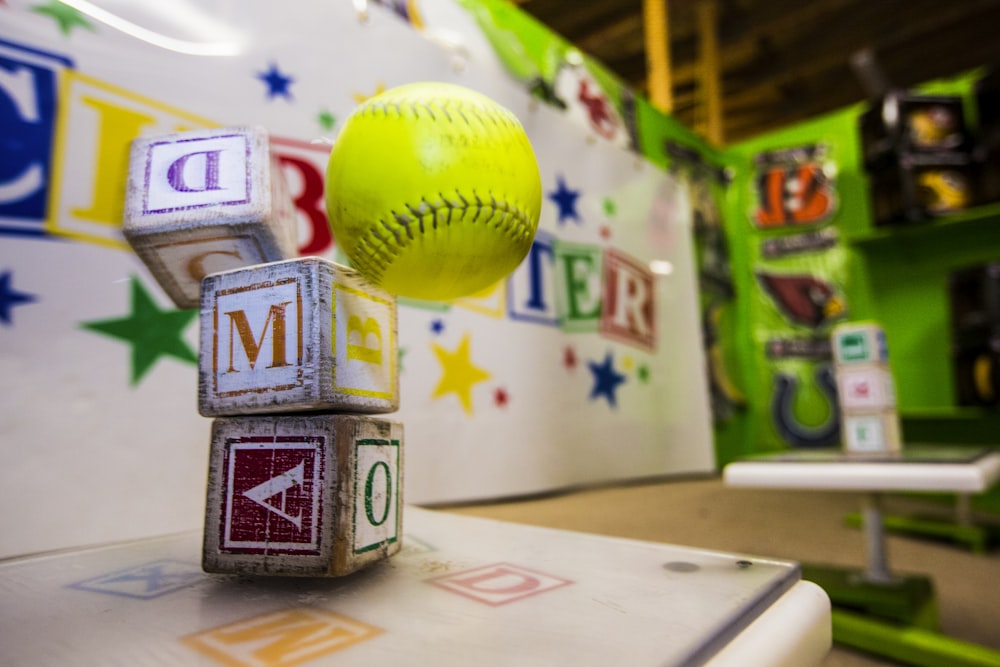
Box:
<box><xmin>753</xmin><ymin>163</ymin><xmax>835</xmax><ymax>228</ymax></box>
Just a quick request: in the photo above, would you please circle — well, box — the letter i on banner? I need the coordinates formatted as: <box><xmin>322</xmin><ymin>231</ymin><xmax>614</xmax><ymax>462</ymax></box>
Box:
<box><xmin>46</xmin><ymin>70</ymin><xmax>217</xmax><ymax>248</ymax></box>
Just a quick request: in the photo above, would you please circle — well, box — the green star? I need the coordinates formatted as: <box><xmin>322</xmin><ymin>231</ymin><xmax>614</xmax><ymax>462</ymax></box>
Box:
<box><xmin>637</xmin><ymin>364</ymin><xmax>651</xmax><ymax>383</ymax></box>
<box><xmin>317</xmin><ymin>108</ymin><xmax>337</xmax><ymax>132</ymax></box>
<box><xmin>81</xmin><ymin>276</ymin><xmax>197</xmax><ymax>385</ymax></box>
<box><xmin>31</xmin><ymin>0</ymin><xmax>95</xmax><ymax>35</ymax></box>
<box><xmin>603</xmin><ymin>197</ymin><xmax>616</xmax><ymax>217</ymax></box>
<box><xmin>398</xmin><ymin>346</ymin><xmax>407</xmax><ymax>374</ymax></box>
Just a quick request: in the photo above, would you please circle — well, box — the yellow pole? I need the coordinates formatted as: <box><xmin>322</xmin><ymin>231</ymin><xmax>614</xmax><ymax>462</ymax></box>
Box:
<box><xmin>696</xmin><ymin>0</ymin><xmax>723</xmax><ymax>145</ymax></box>
<box><xmin>643</xmin><ymin>0</ymin><xmax>673</xmax><ymax>113</ymax></box>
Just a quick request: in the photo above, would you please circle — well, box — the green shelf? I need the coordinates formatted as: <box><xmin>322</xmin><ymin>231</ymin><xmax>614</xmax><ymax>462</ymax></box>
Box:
<box><xmin>845</xmin><ymin>201</ymin><xmax>1000</xmax><ymax>249</ymax></box>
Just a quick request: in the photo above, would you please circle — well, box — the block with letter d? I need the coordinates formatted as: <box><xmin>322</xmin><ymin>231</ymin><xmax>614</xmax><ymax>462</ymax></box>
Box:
<box><xmin>198</xmin><ymin>256</ymin><xmax>398</xmax><ymax>416</ymax></box>
<box><xmin>123</xmin><ymin>126</ymin><xmax>299</xmax><ymax>309</ymax></box>
<box><xmin>203</xmin><ymin>413</ymin><xmax>403</xmax><ymax>576</ymax></box>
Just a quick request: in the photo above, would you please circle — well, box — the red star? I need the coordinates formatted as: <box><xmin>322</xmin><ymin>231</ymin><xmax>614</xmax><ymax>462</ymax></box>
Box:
<box><xmin>599</xmin><ymin>225</ymin><xmax>612</xmax><ymax>240</ymax></box>
<box><xmin>494</xmin><ymin>387</ymin><xmax>509</xmax><ymax>407</ymax></box>
<box><xmin>563</xmin><ymin>345</ymin><xmax>578</xmax><ymax>370</ymax></box>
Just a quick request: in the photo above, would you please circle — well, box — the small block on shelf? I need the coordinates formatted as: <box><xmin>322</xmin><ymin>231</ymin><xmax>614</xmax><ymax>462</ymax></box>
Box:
<box><xmin>842</xmin><ymin>411</ymin><xmax>902</xmax><ymax>455</ymax></box>
<box><xmin>835</xmin><ymin>363</ymin><xmax>897</xmax><ymax>411</ymax></box>
<box><xmin>203</xmin><ymin>413</ymin><xmax>403</xmax><ymax>577</ymax></box>
<box><xmin>831</xmin><ymin>321</ymin><xmax>889</xmax><ymax>365</ymax></box>
<box><xmin>123</xmin><ymin>126</ymin><xmax>299</xmax><ymax>309</ymax></box>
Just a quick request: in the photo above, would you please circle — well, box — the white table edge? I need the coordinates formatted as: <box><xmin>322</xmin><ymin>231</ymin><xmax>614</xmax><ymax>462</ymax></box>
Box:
<box><xmin>706</xmin><ymin>580</ymin><xmax>832</xmax><ymax>667</ymax></box>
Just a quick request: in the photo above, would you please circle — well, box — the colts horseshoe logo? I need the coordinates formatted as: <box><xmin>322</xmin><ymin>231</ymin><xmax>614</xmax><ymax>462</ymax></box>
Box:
<box><xmin>770</xmin><ymin>365</ymin><xmax>840</xmax><ymax>448</ymax></box>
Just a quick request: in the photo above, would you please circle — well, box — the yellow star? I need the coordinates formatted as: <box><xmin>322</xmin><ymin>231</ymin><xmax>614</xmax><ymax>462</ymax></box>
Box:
<box><xmin>352</xmin><ymin>82</ymin><xmax>387</xmax><ymax>105</ymax></box>
<box><xmin>432</xmin><ymin>334</ymin><xmax>491</xmax><ymax>415</ymax></box>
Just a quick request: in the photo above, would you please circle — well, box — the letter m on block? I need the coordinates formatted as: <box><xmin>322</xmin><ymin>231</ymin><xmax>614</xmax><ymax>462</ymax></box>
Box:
<box><xmin>213</xmin><ymin>277</ymin><xmax>303</xmax><ymax>396</ymax></box>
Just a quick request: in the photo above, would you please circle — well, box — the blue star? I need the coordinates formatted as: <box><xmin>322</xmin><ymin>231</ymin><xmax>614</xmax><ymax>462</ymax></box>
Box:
<box><xmin>587</xmin><ymin>351</ymin><xmax>626</xmax><ymax>408</ymax></box>
<box><xmin>548</xmin><ymin>175</ymin><xmax>581</xmax><ymax>224</ymax></box>
<box><xmin>0</xmin><ymin>270</ymin><xmax>37</xmax><ymax>325</ymax></box>
<box><xmin>257</xmin><ymin>62</ymin><xmax>294</xmax><ymax>100</ymax></box>
<box><xmin>430</xmin><ymin>318</ymin><xmax>445</xmax><ymax>335</ymax></box>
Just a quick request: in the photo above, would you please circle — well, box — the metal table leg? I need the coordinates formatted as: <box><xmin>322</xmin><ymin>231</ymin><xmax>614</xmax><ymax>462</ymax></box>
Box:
<box><xmin>861</xmin><ymin>492</ymin><xmax>895</xmax><ymax>584</ymax></box>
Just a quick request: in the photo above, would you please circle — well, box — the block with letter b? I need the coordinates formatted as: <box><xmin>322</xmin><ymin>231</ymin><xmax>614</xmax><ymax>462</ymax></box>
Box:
<box><xmin>203</xmin><ymin>413</ymin><xmax>403</xmax><ymax>577</ymax></box>
<box><xmin>198</xmin><ymin>256</ymin><xmax>398</xmax><ymax>416</ymax></box>
<box><xmin>123</xmin><ymin>126</ymin><xmax>299</xmax><ymax>309</ymax></box>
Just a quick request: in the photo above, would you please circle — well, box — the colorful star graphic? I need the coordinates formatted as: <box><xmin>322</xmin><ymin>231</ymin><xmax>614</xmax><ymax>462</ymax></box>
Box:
<box><xmin>548</xmin><ymin>175</ymin><xmax>581</xmax><ymax>224</ymax></box>
<box><xmin>80</xmin><ymin>276</ymin><xmax>197</xmax><ymax>385</ymax></box>
<box><xmin>587</xmin><ymin>351</ymin><xmax>626</xmax><ymax>408</ymax></box>
<box><xmin>563</xmin><ymin>345</ymin><xmax>578</xmax><ymax>370</ymax></box>
<box><xmin>494</xmin><ymin>387</ymin><xmax>509</xmax><ymax>408</ymax></box>
<box><xmin>353</xmin><ymin>83</ymin><xmax>387</xmax><ymax>104</ymax></box>
<box><xmin>257</xmin><ymin>62</ymin><xmax>294</xmax><ymax>100</ymax></box>
<box><xmin>637</xmin><ymin>364</ymin><xmax>651</xmax><ymax>383</ymax></box>
<box><xmin>317</xmin><ymin>108</ymin><xmax>336</xmax><ymax>131</ymax></box>
<box><xmin>603</xmin><ymin>197</ymin><xmax>617</xmax><ymax>217</ymax></box>
<box><xmin>431</xmin><ymin>334</ymin><xmax>491</xmax><ymax>415</ymax></box>
<box><xmin>31</xmin><ymin>0</ymin><xmax>94</xmax><ymax>35</ymax></box>
<box><xmin>0</xmin><ymin>270</ymin><xmax>38</xmax><ymax>325</ymax></box>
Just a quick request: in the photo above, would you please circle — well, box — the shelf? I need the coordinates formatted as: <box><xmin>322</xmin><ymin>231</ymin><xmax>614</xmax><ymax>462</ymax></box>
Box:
<box><xmin>900</xmin><ymin>407</ymin><xmax>1000</xmax><ymax>421</ymax></box>
<box><xmin>846</xmin><ymin>201</ymin><xmax>1000</xmax><ymax>249</ymax></box>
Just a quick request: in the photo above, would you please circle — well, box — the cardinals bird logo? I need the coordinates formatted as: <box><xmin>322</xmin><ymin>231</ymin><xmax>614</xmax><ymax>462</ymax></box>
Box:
<box><xmin>757</xmin><ymin>271</ymin><xmax>846</xmax><ymax>328</ymax></box>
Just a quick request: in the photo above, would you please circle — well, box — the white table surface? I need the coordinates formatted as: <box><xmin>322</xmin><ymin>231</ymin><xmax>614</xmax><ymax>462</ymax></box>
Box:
<box><xmin>724</xmin><ymin>445</ymin><xmax>1000</xmax><ymax>493</ymax></box>
<box><xmin>0</xmin><ymin>506</ymin><xmax>830</xmax><ymax>667</ymax></box>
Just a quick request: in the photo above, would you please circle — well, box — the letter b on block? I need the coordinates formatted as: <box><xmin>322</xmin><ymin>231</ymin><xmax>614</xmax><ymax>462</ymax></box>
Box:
<box><xmin>123</xmin><ymin>127</ymin><xmax>299</xmax><ymax>309</ymax></box>
<box><xmin>198</xmin><ymin>257</ymin><xmax>399</xmax><ymax>416</ymax></box>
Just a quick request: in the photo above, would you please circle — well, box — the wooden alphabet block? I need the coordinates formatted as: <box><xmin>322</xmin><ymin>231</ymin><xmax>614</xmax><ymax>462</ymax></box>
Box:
<box><xmin>835</xmin><ymin>363</ymin><xmax>897</xmax><ymax>411</ymax></box>
<box><xmin>203</xmin><ymin>413</ymin><xmax>403</xmax><ymax>577</ymax></box>
<box><xmin>198</xmin><ymin>256</ymin><xmax>398</xmax><ymax>416</ymax></box>
<box><xmin>123</xmin><ymin>126</ymin><xmax>299</xmax><ymax>309</ymax></box>
<box><xmin>842</xmin><ymin>411</ymin><xmax>902</xmax><ymax>455</ymax></box>
<box><xmin>831</xmin><ymin>322</ymin><xmax>889</xmax><ymax>365</ymax></box>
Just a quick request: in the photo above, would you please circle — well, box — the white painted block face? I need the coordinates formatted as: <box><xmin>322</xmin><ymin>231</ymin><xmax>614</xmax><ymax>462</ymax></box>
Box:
<box><xmin>842</xmin><ymin>412</ymin><xmax>902</xmax><ymax>454</ymax></box>
<box><xmin>836</xmin><ymin>364</ymin><xmax>896</xmax><ymax>410</ymax></box>
<box><xmin>831</xmin><ymin>322</ymin><xmax>889</xmax><ymax>365</ymax></box>
<box><xmin>123</xmin><ymin>127</ymin><xmax>299</xmax><ymax>309</ymax></box>
<box><xmin>198</xmin><ymin>257</ymin><xmax>399</xmax><ymax>416</ymax></box>
<box><xmin>203</xmin><ymin>413</ymin><xmax>403</xmax><ymax>577</ymax></box>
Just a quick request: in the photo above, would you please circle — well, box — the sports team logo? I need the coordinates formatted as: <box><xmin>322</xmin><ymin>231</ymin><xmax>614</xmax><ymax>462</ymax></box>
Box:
<box><xmin>220</xmin><ymin>436</ymin><xmax>324</xmax><ymax>554</ymax></box>
<box><xmin>751</xmin><ymin>144</ymin><xmax>836</xmax><ymax>228</ymax></box>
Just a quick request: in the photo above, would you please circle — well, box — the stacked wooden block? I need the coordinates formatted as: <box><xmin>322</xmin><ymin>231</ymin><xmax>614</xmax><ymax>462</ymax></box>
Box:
<box><xmin>123</xmin><ymin>127</ymin><xmax>403</xmax><ymax>577</ymax></box>
<box><xmin>831</xmin><ymin>322</ymin><xmax>902</xmax><ymax>455</ymax></box>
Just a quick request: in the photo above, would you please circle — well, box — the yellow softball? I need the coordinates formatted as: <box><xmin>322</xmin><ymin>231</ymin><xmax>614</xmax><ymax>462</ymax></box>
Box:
<box><xmin>325</xmin><ymin>82</ymin><xmax>542</xmax><ymax>301</ymax></box>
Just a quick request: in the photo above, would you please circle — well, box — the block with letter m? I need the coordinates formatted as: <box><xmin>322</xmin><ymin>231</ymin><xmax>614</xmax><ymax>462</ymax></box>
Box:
<box><xmin>198</xmin><ymin>256</ymin><xmax>398</xmax><ymax>416</ymax></box>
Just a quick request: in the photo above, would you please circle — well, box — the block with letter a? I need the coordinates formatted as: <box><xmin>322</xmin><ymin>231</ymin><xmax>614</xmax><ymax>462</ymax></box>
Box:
<box><xmin>123</xmin><ymin>126</ymin><xmax>299</xmax><ymax>309</ymax></box>
<box><xmin>197</xmin><ymin>256</ymin><xmax>399</xmax><ymax>416</ymax></box>
<box><xmin>203</xmin><ymin>413</ymin><xmax>403</xmax><ymax>576</ymax></box>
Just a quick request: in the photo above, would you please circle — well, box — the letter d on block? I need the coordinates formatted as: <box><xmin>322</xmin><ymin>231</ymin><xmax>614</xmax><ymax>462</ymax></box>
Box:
<box><xmin>123</xmin><ymin>126</ymin><xmax>299</xmax><ymax>309</ymax></box>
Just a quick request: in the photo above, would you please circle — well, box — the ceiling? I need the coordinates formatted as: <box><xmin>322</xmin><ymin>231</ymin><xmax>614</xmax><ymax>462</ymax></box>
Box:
<box><xmin>513</xmin><ymin>0</ymin><xmax>1000</xmax><ymax>145</ymax></box>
